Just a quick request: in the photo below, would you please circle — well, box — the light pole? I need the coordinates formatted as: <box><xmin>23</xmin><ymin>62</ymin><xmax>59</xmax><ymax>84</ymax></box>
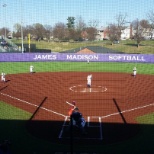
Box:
<box><xmin>2</xmin><ymin>4</ymin><xmax>7</xmax><ymax>39</ymax></box>
<box><xmin>21</xmin><ymin>22</ymin><xmax>24</xmax><ymax>53</ymax></box>
<box><xmin>20</xmin><ymin>0</ymin><xmax>24</xmax><ymax>53</ymax></box>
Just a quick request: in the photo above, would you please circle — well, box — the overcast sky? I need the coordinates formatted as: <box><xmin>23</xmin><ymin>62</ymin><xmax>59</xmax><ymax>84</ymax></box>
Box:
<box><xmin>0</xmin><ymin>0</ymin><xmax>154</xmax><ymax>31</ymax></box>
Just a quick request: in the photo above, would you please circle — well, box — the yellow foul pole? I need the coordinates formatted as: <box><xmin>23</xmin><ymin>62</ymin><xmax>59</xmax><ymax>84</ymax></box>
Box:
<box><xmin>28</xmin><ymin>33</ymin><xmax>31</xmax><ymax>52</ymax></box>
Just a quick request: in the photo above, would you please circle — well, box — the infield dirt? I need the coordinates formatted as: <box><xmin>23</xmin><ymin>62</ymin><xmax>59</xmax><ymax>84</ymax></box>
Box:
<box><xmin>0</xmin><ymin>72</ymin><xmax>154</xmax><ymax>145</ymax></box>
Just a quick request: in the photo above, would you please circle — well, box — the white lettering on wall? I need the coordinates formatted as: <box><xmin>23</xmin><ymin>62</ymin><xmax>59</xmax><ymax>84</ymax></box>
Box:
<box><xmin>33</xmin><ymin>55</ymin><xmax>57</xmax><ymax>60</ymax></box>
<box><xmin>109</xmin><ymin>55</ymin><xmax>145</xmax><ymax>61</ymax></box>
<box><xmin>67</xmin><ymin>55</ymin><xmax>98</xmax><ymax>60</ymax></box>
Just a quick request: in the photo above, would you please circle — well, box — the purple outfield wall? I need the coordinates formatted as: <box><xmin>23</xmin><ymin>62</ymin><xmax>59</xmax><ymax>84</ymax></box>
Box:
<box><xmin>0</xmin><ymin>53</ymin><xmax>154</xmax><ymax>63</ymax></box>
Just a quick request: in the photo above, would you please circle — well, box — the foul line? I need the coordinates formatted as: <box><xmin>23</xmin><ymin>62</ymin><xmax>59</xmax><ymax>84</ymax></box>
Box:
<box><xmin>66</xmin><ymin>99</ymin><xmax>154</xmax><ymax>120</ymax></box>
<box><xmin>101</xmin><ymin>102</ymin><xmax>154</xmax><ymax>119</ymax></box>
<box><xmin>29</xmin><ymin>97</ymin><xmax>48</xmax><ymax>121</ymax></box>
<box><xmin>58</xmin><ymin>116</ymin><xmax>68</xmax><ymax>139</ymax></box>
<box><xmin>0</xmin><ymin>92</ymin><xmax>66</xmax><ymax>118</ymax></box>
<box><xmin>1</xmin><ymin>92</ymin><xmax>153</xmax><ymax>120</ymax></box>
<box><xmin>66</xmin><ymin>101</ymin><xmax>75</xmax><ymax>107</ymax></box>
<box><xmin>99</xmin><ymin>117</ymin><xmax>103</xmax><ymax>140</ymax></box>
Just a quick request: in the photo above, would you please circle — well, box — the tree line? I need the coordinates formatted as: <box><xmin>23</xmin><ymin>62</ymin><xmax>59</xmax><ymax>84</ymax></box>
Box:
<box><xmin>108</xmin><ymin>11</ymin><xmax>154</xmax><ymax>47</ymax></box>
<box><xmin>0</xmin><ymin>16</ymin><xmax>98</xmax><ymax>42</ymax></box>
<box><xmin>0</xmin><ymin>11</ymin><xmax>154</xmax><ymax>47</ymax></box>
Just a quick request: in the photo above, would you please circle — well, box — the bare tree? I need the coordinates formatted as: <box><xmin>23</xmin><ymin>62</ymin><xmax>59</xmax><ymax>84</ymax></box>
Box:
<box><xmin>88</xmin><ymin>19</ymin><xmax>99</xmax><ymax>28</ymax></box>
<box><xmin>13</xmin><ymin>23</ymin><xmax>21</xmax><ymax>33</ymax></box>
<box><xmin>75</xmin><ymin>16</ymin><xmax>86</xmax><ymax>32</ymax></box>
<box><xmin>0</xmin><ymin>27</ymin><xmax>10</xmax><ymax>38</ymax></box>
<box><xmin>13</xmin><ymin>23</ymin><xmax>30</xmax><ymax>39</ymax></box>
<box><xmin>53</xmin><ymin>22</ymin><xmax>68</xmax><ymax>42</ymax></box>
<box><xmin>23</xmin><ymin>25</ymin><xmax>34</xmax><ymax>39</ymax></box>
<box><xmin>13</xmin><ymin>23</ymin><xmax>22</xmax><ymax>39</ymax></box>
<box><xmin>147</xmin><ymin>10</ymin><xmax>154</xmax><ymax>39</ymax></box>
<box><xmin>140</xmin><ymin>19</ymin><xmax>150</xmax><ymax>28</ymax></box>
<box><xmin>108</xmin><ymin>24</ymin><xmax>121</xmax><ymax>45</ymax></box>
<box><xmin>66</xmin><ymin>16</ymin><xmax>86</xmax><ymax>41</ymax></box>
<box><xmin>147</xmin><ymin>10</ymin><xmax>154</xmax><ymax>23</ymax></box>
<box><xmin>107</xmin><ymin>13</ymin><xmax>127</xmax><ymax>44</ymax></box>
<box><xmin>32</xmin><ymin>23</ymin><xmax>46</xmax><ymax>41</ymax></box>
<box><xmin>115</xmin><ymin>13</ymin><xmax>127</xmax><ymax>40</ymax></box>
<box><xmin>44</xmin><ymin>25</ymin><xmax>53</xmax><ymax>42</ymax></box>
<box><xmin>140</xmin><ymin>19</ymin><xmax>151</xmax><ymax>36</ymax></box>
<box><xmin>85</xmin><ymin>27</ymin><xmax>97</xmax><ymax>41</ymax></box>
<box><xmin>132</xmin><ymin>19</ymin><xmax>145</xmax><ymax>47</ymax></box>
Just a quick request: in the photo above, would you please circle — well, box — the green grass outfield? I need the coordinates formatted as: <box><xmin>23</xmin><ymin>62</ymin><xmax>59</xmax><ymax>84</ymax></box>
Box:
<box><xmin>0</xmin><ymin>61</ymin><xmax>154</xmax><ymax>154</ymax></box>
<box><xmin>0</xmin><ymin>61</ymin><xmax>154</xmax><ymax>75</ymax></box>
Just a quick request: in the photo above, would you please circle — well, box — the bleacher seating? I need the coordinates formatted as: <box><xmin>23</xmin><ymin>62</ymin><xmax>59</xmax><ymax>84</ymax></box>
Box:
<box><xmin>0</xmin><ymin>38</ymin><xmax>20</xmax><ymax>52</ymax></box>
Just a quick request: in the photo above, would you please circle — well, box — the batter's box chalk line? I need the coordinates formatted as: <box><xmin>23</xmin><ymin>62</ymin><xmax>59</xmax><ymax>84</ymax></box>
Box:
<box><xmin>58</xmin><ymin>116</ymin><xmax>103</xmax><ymax>140</ymax></box>
<box><xmin>69</xmin><ymin>85</ymin><xmax>107</xmax><ymax>93</ymax></box>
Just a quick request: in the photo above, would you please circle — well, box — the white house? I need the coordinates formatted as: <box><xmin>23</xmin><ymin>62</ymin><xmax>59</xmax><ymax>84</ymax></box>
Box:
<box><xmin>96</xmin><ymin>25</ymin><xmax>154</xmax><ymax>41</ymax></box>
<box><xmin>95</xmin><ymin>27</ymin><xmax>109</xmax><ymax>40</ymax></box>
<box><xmin>96</xmin><ymin>25</ymin><xmax>132</xmax><ymax>40</ymax></box>
<box><xmin>121</xmin><ymin>25</ymin><xmax>132</xmax><ymax>40</ymax></box>
<box><xmin>143</xmin><ymin>28</ymin><xmax>154</xmax><ymax>40</ymax></box>
<box><xmin>95</xmin><ymin>27</ymin><xmax>104</xmax><ymax>40</ymax></box>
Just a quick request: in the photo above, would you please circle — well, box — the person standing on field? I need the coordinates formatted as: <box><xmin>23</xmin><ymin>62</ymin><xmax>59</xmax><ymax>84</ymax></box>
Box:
<box><xmin>87</xmin><ymin>74</ymin><xmax>92</xmax><ymax>88</ymax></box>
<box><xmin>30</xmin><ymin>65</ymin><xmax>34</xmax><ymax>73</ymax></box>
<box><xmin>69</xmin><ymin>107</ymin><xmax>87</xmax><ymax>134</ymax></box>
<box><xmin>133</xmin><ymin>67</ymin><xmax>137</xmax><ymax>77</ymax></box>
<box><xmin>86</xmin><ymin>57</ymin><xmax>90</xmax><ymax>64</ymax></box>
<box><xmin>1</xmin><ymin>72</ymin><xmax>6</xmax><ymax>82</ymax></box>
<box><xmin>68</xmin><ymin>101</ymin><xmax>76</xmax><ymax>116</ymax></box>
